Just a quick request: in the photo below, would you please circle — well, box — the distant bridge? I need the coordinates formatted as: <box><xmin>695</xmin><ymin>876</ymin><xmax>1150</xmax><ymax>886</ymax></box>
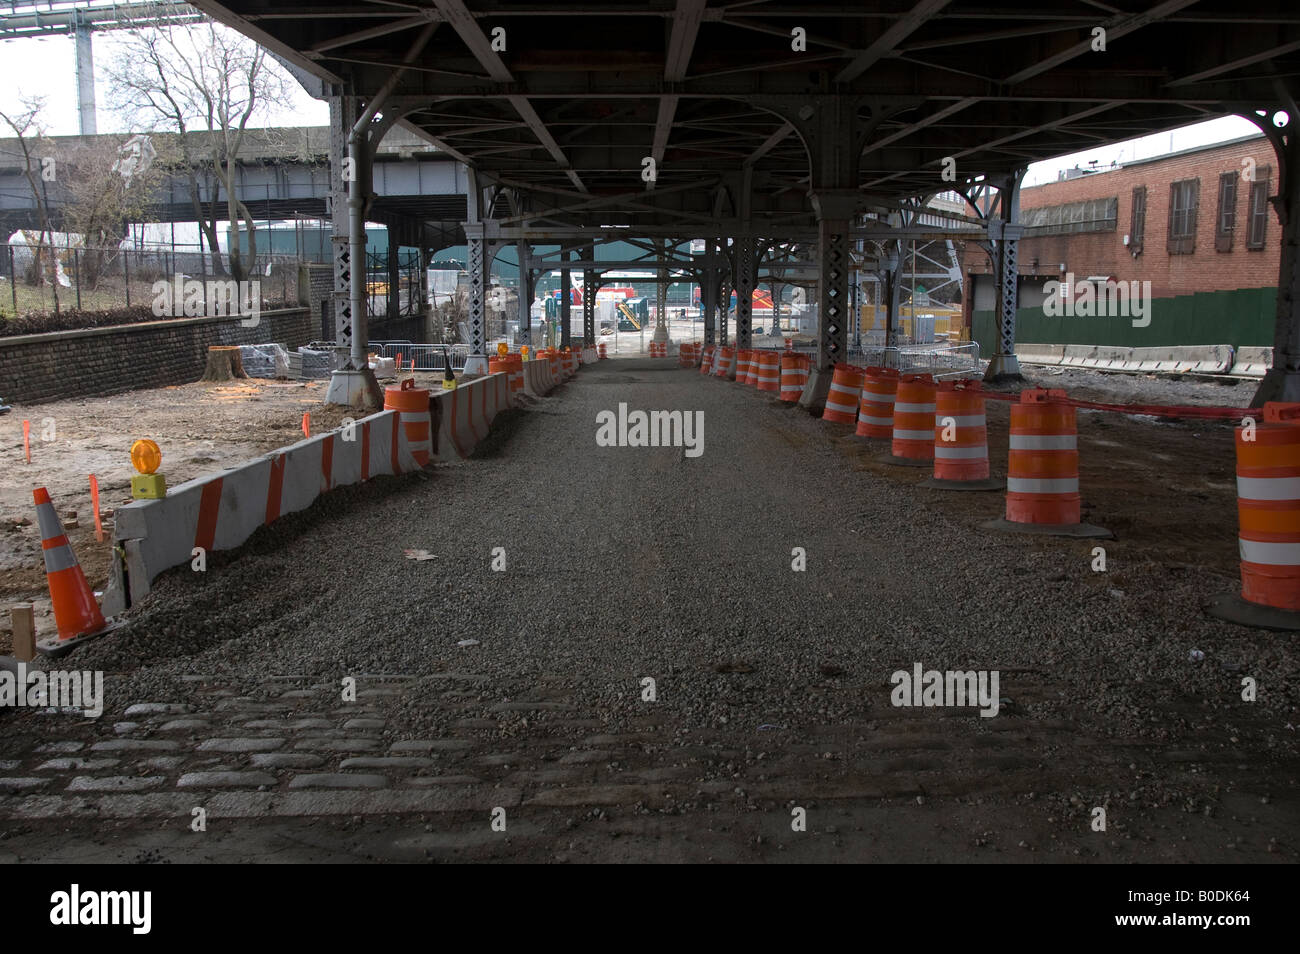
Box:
<box><xmin>0</xmin><ymin>125</ymin><xmax>471</xmax><ymax>250</ymax></box>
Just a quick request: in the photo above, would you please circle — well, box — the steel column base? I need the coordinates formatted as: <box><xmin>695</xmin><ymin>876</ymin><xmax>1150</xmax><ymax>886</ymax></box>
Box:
<box><xmin>325</xmin><ymin>368</ymin><xmax>383</xmax><ymax>410</ymax></box>
<box><xmin>1207</xmin><ymin>593</ymin><xmax>1300</xmax><ymax>631</ymax></box>
<box><xmin>983</xmin><ymin>353</ymin><xmax>1023</xmax><ymax>381</ymax></box>
<box><xmin>1251</xmin><ymin>366</ymin><xmax>1300</xmax><ymax>405</ymax></box>
<box><xmin>463</xmin><ymin>354</ymin><xmax>489</xmax><ymax>376</ymax></box>
<box><xmin>798</xmin><ymin>367</ymin><xmax>833</xmax><ymax>412</ymax></box>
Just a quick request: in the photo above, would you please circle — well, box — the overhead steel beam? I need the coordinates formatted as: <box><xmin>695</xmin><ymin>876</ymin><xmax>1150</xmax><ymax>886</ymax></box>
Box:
<box><xmin>433</xmin><ymin>0</ymin><xmax>587</xmax><ymax>192</ymax></box>
<box><xmin>835</xmin><ymin>0</ymin><xmax>953</xmax><ymax>84</ymax></box>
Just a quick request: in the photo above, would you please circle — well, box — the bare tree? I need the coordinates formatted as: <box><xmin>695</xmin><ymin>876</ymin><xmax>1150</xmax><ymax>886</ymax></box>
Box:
<box><xmin>56</xmin><ymin>135</ymin><xmax>166</xmax><ymax>287</ymax></box>
<box><xmin>104</xmin><ymin>11</ymin><xmax>293</xmax><ymax>282</ymax></box>
<box><xmin>0</xmin><ymin>98</ymin><xmax>59</xmax><ymax>308</ymax></box>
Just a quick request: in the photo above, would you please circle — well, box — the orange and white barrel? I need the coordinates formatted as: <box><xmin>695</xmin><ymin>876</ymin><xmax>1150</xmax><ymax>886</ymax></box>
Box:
<box><xmin>713</xmin><ymin>347</ymin><xmax>734</xmax><ymax>378</ymax></box>
<box><xmin>933</xmin><ymin>380</ymin><xmax>989</xmax><ymax>481</ymax></box>
<box><xmin>733</xmin><ymin>349</ymin><xmax>754</xmax><ymax>383</ymax></box>
<box><xmin>598</xmin><ymin>342</ymin><xmax>608</xmax><ymax>360</ymax></box>
<box><xmin>891</xmin><ymin>374</ymin><xmax>936</xmax><ymax>460</ymax></box>
<box><xmin>1005</xmin><ymin>388</ymin><xmax>1080</xmax><ymax>525</ymax></box>
<box><xmin>385</xmin><ymin>379</ymin><xmax>432</xmax><ymax>466</ymax></box>
<box><xmin>822</xmin><ymin>363</ymin><xmax>866</xmax><ymax>425</ymax></box>
<box><xmin>1235</xmin><ymin>402</ymin><xmax>1300</xmax><ymax>610</ymax></box>
<box><xmin>755</xmin><ymin>351</ymin><xmax>781</xmax><ymax>392</ymax></box>
<box><xmin>744</xmin><ymin>350</ymin><xmax>762</xmax><ymax>386</ymax></box>
<box><xmin>779</xmin><ymin>353</ymin><xmax>810</xmax><ymax>402</ymax></box>
<box><xmin>700</xmin><ymin>345</ymin><xmax>715</xmax><ymax>375</ymax></box>
<box><xmin>855</xmin><ymin>367</ymin><xmax>900</xmax><ymax>438</ymax></box>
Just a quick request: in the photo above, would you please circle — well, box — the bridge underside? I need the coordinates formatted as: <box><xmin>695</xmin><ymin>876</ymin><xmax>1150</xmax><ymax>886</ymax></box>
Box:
<box><xmin>154</xmin><ymin>1</ymin><xmax>1300</xmax><ymax>403</ymax></box>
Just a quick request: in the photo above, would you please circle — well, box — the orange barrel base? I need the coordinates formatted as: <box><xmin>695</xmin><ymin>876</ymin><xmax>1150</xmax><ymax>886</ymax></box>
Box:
<box><xmin>779</xmin><ymin>353</ymin><xmax>810</xmax><ymax>402</ymax></box>
<box><xmin>700</xmin><ymin>345</ymin><xmax>715</xmax><ymax>375</ymax></box>
<box><xmin>384</xmin><ymin>378</ymin><xmax>433</xmax><ymax>466</ymax></box>
<box><xmin>931</xmin><ymin>379</ymin><xmax>988</xmax><ymax>480</ymax></box>
<box><xmin>822</xmin><ymin>363</ymin><xmax>866</xmax><ymax>424</ymax></box>
<box><xmin>713</xmin><ymin>347</ymin><xmax>735</xmax><ymax>378</ymax></box>
<box><xmin>856</xmin><ymin>367</ymin><xmax>899</xmax><ymax>438</ymax></box>
<box><xmin>889</xmin><ymin>374</ymin><xmax>936</xmax><ymax>459</ymax></box>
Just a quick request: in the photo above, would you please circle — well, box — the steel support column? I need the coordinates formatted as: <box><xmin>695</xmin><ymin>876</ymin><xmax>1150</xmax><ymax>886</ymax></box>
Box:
<box><xmin>733</xmin><ymin>237</ymin><xmax>755</xmax><ymax>349</ymax></box>
<box><xmin>517</xmin><ymin>240</ymin><xmax>533</xmax><ymax>349</ymax></box>
<box><xmin>1254</xmin><ymin>112</ymin><xmax>1300</xmax><ymax>405</ymax></box>
<box><xmin>464</xmin><ymin>222</ymin><xmax>487</xmax><ymax>370</ymax></box>
<box><xmin>984</xmin><ymin>170</ymin><xmax>1026</xmax><ymax>381</ymax></box>
<box><xmin>74</xmin><ymin>16</ymin><xmax>96</xmax><ymax>136</ymax></box>
<box><xmin>653</xmin><ymin>239</ymin><xmax>669</xmax><ymax>345</ymax></box>
<box><xmin>560</xmin><ymin>251</ymin><xmax>572</xmax><ymax>350</ymax></box>
<box><xmin>582</xmin><ymin>248</ymin><xmax>597</xmax><ymax>349</ymax></box>
<box><xmin>701</xmin><ymin>241</ymin><xmax>717</xmax><ymax>346</ymax></box>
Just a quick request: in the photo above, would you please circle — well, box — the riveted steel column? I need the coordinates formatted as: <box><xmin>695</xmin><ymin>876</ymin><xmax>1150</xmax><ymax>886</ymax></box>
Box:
<box><xmin>733</xmin><ymin>237</ymin><xmax>755</xmax><ymax>349</ymax></box>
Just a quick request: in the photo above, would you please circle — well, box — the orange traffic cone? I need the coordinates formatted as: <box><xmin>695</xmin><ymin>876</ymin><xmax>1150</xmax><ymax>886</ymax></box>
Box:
<box><xmin>33</xmin><ymin>487</ymin><xmax>112</xmax><ymax>657</ymax></box>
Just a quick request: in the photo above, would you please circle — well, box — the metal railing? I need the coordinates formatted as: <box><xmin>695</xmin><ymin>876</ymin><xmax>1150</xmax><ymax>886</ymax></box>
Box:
<box><xmin>369</xmin><ymin>341</ymin><xmax>469</xmax><ymax>372</ymax></box>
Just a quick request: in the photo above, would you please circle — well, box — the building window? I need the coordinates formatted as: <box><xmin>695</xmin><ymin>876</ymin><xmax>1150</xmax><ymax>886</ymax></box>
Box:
<box><xmin>1215</xmin><ymin>171</ymin><xmax>1237</xmax><ymax>252</ymax></box>
<box><xmin>1247</xmin><ymin>165</ymin><xmax>1271</xmax><ymax>250</ymax></box>
<box><xmin>1167</xmin><ymin>178</ymin><xmax>1199</xmax><ymax>255</ymax></box>
<box><xmin>1130</xmin><ymin>186</ymin><xmax>1146</xmax><ymax>254</ymax></box>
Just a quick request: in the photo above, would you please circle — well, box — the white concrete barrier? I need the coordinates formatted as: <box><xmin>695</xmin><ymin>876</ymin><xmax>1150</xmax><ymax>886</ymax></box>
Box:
<box><xmin>1015</xmin><ymin>344</ymin><xmax>1064</xmax><ymax>365</ymax></box>
<box><xmin>523</xmin><ymin>357</ymin><xmax>556</xmax><ymax>398</ymax></box>
<box><xmin>1229</xmin><ymin>346</ymin><xmax>1272</xmax><ymax>377</ymax></box>
<box><xmin>106</xmin><ymin>408</ymin><xmax>417</xmax><ymax>610</ymax></box>
<box><xmin>582</xmin><ymin>346</ymin><xmax>599</xmax><ymax>363</ymax></box>
<box><xmin>1054</xmin><ymin>344</ymin><xmax>1234</xmax><ymax>375</ymax></box>
<box><xmin>433</xmin><ymin>372</ymin><xmax>511</xmax><ymax>462</ymax></box>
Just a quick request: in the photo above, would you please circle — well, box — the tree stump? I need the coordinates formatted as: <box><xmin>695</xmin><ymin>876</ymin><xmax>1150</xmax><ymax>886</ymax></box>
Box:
<box><xmin>200</xmin><ymin>346</ymin><xmax>248</xmax><ymax>382</ymax></box>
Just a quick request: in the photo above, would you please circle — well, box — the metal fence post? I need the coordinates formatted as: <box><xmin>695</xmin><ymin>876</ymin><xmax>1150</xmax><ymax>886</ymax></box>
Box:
<box><xmin>123</xmin><ymin>252</ymin><xmax>130</xmax><ymax>308</ymax></box>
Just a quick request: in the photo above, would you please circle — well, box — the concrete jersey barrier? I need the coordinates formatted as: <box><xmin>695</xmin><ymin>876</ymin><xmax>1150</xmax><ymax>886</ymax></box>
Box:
<box><xmin>105</xmin><ymin>407</ymin><xmax>418</xmax><ymax>611</ymax></box>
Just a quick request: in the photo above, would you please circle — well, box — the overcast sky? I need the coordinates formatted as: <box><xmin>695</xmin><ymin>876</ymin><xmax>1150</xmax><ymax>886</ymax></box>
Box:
<box><xmin>0</xmin><ymin>25</ymin><xmax>1265</xmax><ymax>189</ymax></box>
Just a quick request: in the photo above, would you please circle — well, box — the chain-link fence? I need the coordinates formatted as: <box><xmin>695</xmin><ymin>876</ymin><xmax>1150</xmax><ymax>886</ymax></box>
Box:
<box><xmin>0</xmin><ymin>242</ymin><xmax>302</xmax><ymax>319</ymax></box>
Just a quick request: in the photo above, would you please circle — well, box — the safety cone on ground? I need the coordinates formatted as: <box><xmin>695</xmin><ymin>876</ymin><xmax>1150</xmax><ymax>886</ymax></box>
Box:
<box><xmin>1210</xmin><ymin>402</ymin><xmax>1300</xmax><ymax>630</ymax></box>
<box><xmin>921</xmin><ymin>379</ymin><xmax>1004</xmax><ymax>491</ymax></box>
<box><xmin>983</xmin><ymin>389</ymin><xmax>1110</xmax><ymax>538</ymax></box>
<box><xmin>33</xmin><ymin>487</ymin><xmax>114</xmax><ymax>657</ymax></box>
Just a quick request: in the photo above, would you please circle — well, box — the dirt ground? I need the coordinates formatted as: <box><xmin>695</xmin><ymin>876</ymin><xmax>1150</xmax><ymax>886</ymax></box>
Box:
<box><xmin>0</xmin><ymin>378</ymin><xmax>362</xmax><ymax>650</ymax></box>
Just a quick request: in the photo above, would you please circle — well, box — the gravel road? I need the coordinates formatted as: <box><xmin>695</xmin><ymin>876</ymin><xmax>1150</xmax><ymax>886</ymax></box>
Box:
<box><xmin>1</xmin><ymin>358</ymin><xmax>1295</xmax><ymax>863</ymax></box>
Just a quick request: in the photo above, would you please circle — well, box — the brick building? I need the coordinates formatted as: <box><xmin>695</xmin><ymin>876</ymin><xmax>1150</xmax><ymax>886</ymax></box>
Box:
<box><xmin>964</xmin><ymin>133</ymin><xmax>1281</xmax><ymax>352</ymax></box>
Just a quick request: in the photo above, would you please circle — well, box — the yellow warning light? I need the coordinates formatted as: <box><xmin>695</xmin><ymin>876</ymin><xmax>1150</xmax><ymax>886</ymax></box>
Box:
<box><xmin>496</xmin><ymin>341</ymin><xmax>509</xmax><ymax>356</ymax></box>
<box><xmin>130</xmin><ymin>439</ymin><xmax>162</xmax><ymax>475</ymax></box>
<box><xmin>520</xmin><ymin>345</ymin><xmax>530</xmax><ymax>359</ymax></box>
